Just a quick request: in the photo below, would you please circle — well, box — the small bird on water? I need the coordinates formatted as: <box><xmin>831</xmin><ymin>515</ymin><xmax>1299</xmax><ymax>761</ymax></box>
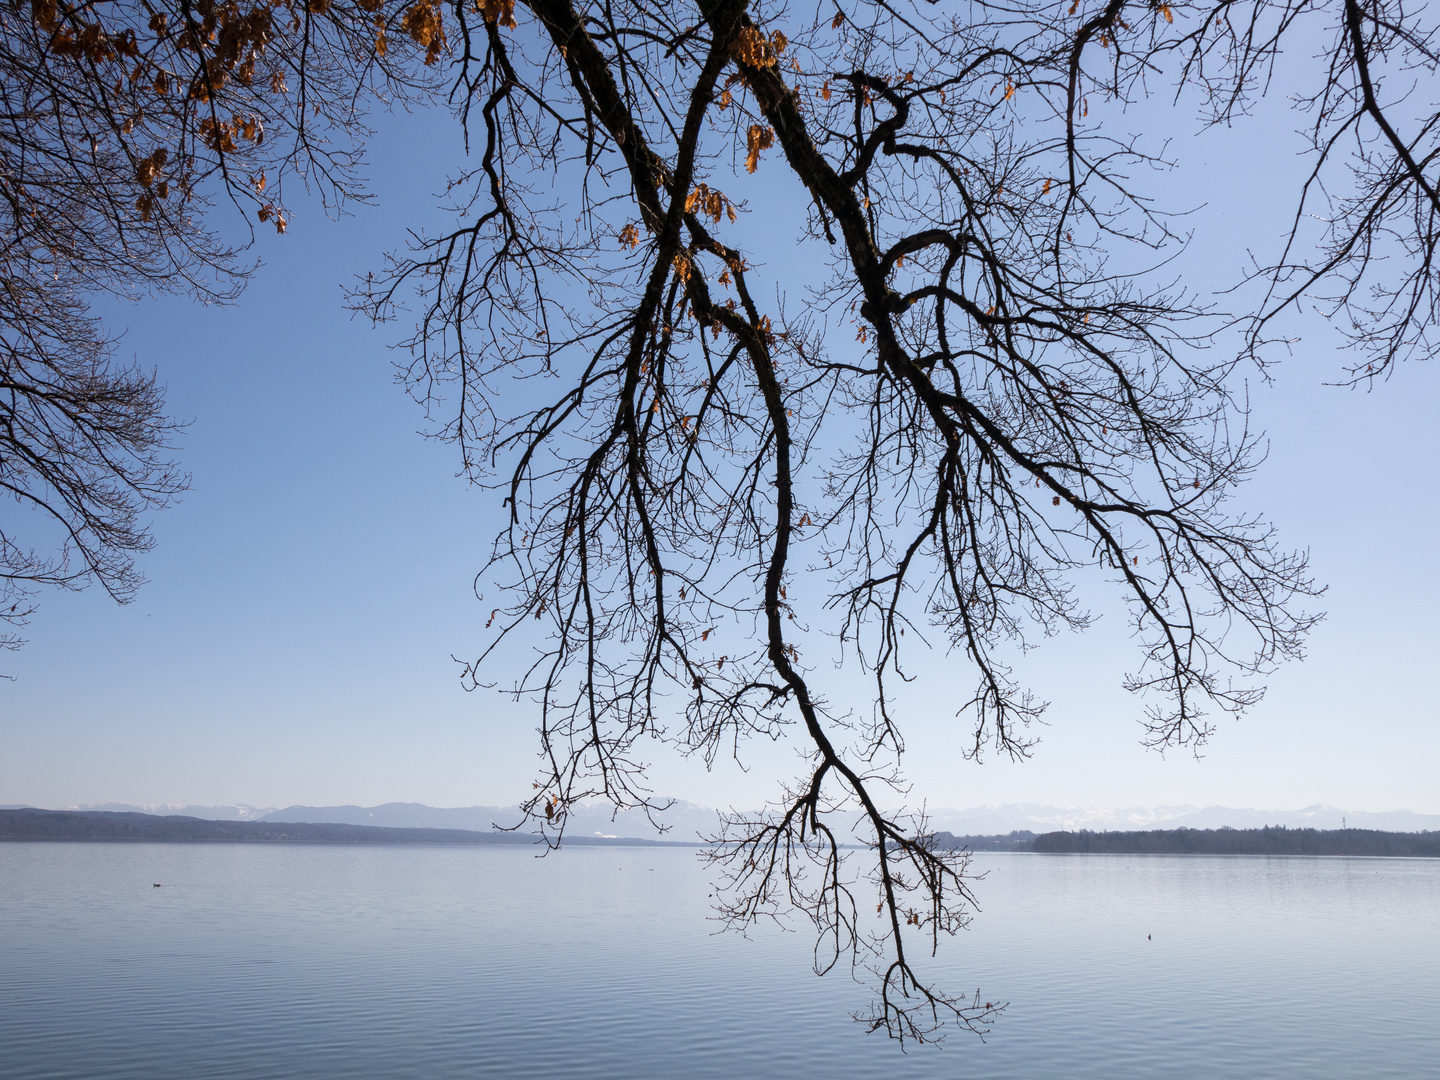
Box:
<box><xmin>152</xmin><ymin>883</ymin><xmax>162</xmax><ymax>888</ymax></box>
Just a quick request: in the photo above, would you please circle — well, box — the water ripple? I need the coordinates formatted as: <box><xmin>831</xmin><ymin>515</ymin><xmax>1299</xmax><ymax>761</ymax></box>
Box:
<box><xmin>1</xmin><ymin>844</ymin><xmax>1436</xmax><ymax>1079</ymax></box>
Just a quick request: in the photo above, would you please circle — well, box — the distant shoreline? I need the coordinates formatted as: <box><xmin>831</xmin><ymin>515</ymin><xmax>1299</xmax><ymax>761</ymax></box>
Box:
<box><xmin>5</xmin><ymin>810</ymin><xmax>1437</xmax><ymax>858</ymax></box>
<box><xmin>0</xmin><ymin>809</ymin><xmax>695</xmax><ymax>847</ymax></box>
<box><xmin>934</xmin><ymin>826</ymin><xmax>1440</xmax><ymax>858</ymax></box>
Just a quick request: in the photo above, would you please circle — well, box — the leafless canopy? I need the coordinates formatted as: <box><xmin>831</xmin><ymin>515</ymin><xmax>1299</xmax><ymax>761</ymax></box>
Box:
<box><xmin>11</xmin><ymin>0</ymin><xmax>1440</xmax><ymax>1042</ymax></box>
<box><xmin>1</xmin><ymin>0</ymin><xmax>424</xmax><ymax>644</ymax></box>
<box><xmin>358</xmin><ymin>0</ymin><xmax>1425</xmax><ymax>1040</ymax></box>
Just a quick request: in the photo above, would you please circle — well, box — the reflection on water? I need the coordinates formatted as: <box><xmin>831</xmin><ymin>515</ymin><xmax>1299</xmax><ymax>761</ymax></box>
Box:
<box><xmin>1</xmin><ymin>842</ymin><xmax>1436</xmax><ymax>1079</ymax></box>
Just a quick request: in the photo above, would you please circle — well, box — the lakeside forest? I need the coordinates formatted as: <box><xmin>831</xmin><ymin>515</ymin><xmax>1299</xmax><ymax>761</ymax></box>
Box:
<box><xmin>4</xmin><ymin>810</ymin><xmax>1438</xmax><ymax>858</ymax></box>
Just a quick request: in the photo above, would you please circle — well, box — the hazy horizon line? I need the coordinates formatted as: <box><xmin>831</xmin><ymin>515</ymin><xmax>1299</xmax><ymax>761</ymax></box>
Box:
<box><xmin>8</xmin><ymin>797</ymin><xmax>1440</xmax><ymax>817</ymax></box>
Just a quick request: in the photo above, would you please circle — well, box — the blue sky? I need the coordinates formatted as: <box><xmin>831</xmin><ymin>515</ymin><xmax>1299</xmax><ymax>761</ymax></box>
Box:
<box><xmin>2</xmin><ymin>70</ymin><xmax>1437</xmax><ymax>817</ymax></box>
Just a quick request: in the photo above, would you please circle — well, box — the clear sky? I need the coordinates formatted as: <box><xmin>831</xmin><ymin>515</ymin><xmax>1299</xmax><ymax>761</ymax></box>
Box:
<box><xmin>2</xmin><ymin>71</ymin><xmax>1437</xmax><ymax>818</ymax></box>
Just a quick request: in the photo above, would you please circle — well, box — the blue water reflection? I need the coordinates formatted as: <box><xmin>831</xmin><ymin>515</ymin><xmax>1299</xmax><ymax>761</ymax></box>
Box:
<box><xmin>1</xmin><ymin>843</ymin><xmax>1435</xmax><ymax>1078</ymax></box>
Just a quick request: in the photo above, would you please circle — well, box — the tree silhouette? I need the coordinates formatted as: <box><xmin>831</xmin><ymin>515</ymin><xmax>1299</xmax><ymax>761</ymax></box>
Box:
<box><xmin>10</xmin><ymin>0</ymin><xmax>1440</xmax><ymax>1041</ymax></box>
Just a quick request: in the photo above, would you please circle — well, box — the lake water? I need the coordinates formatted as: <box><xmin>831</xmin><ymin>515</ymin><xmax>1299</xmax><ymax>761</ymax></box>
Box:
<box><xmin>1</xmin><ymin>843</ymin><xmax>1436</xmax><ymax>1078</ymax></box>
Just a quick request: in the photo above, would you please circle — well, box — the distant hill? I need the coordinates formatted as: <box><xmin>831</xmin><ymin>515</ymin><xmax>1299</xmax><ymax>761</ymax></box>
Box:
<box><xmin>6</xmin><ymin>810</ymin><xmax>1437</xmax><ymax>857</ymax></box>
<box><xmin>904</xmin><ymin>827</ymin><xmax>1440</xmax><ymax>857</ymax></box>
<box><xmin>257</xmin><ymin>801</ymin><xmax>1440</xmax><ymax>842</ymax></box>
<box><xmin>1033</xmin><ymin>827</ymin><xmax>1440</xmax><ymax>857</ymax></box>
<box><xmin>10</xmin><ymin>799</ymin><xmax>1440</xmax><ymax>841</ymax></box>
<box><xmin>260</xmin><ymin>799</ymin><xmax>724</xmax><ymax>841</ymax></box>
<box><xmin>0</xmin><ymin>809</ymin><xmax>689</xmax><ymax>846</ymax></box>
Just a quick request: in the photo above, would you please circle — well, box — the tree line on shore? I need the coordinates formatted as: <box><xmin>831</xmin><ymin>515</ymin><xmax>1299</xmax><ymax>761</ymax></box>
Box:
<box><xmin>1034</xmin><ymin>827</ymin><xmax>1440</xmax><ymax>857</ymax></box>
<box><xmin>12</xmin><ymin>810</ymin><xmax>1431</xmax><ymax>858</ymax></box>
<box><xmin>0</xmin><ymin>808</ymin><xmax>676</xmax><ymax>846</ymax></box>
<box><xmin>931</xmin><ymin>827</ymin><xmax>1440</xmax><ymax>857</ymax></box>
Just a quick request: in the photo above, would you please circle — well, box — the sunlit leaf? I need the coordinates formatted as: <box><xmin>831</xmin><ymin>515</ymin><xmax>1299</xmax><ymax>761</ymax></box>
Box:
<box><xmin>744</xmin><ymin>124</ymin><xmax>774</xmax><ymax>173</ymax></box>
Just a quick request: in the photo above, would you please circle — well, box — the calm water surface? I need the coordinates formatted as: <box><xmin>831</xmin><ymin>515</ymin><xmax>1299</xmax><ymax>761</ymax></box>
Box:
<box><xmin>1</xmin><ymin>843</ymin><xmax>1436</xmax><ymax>1078</ymax></box>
